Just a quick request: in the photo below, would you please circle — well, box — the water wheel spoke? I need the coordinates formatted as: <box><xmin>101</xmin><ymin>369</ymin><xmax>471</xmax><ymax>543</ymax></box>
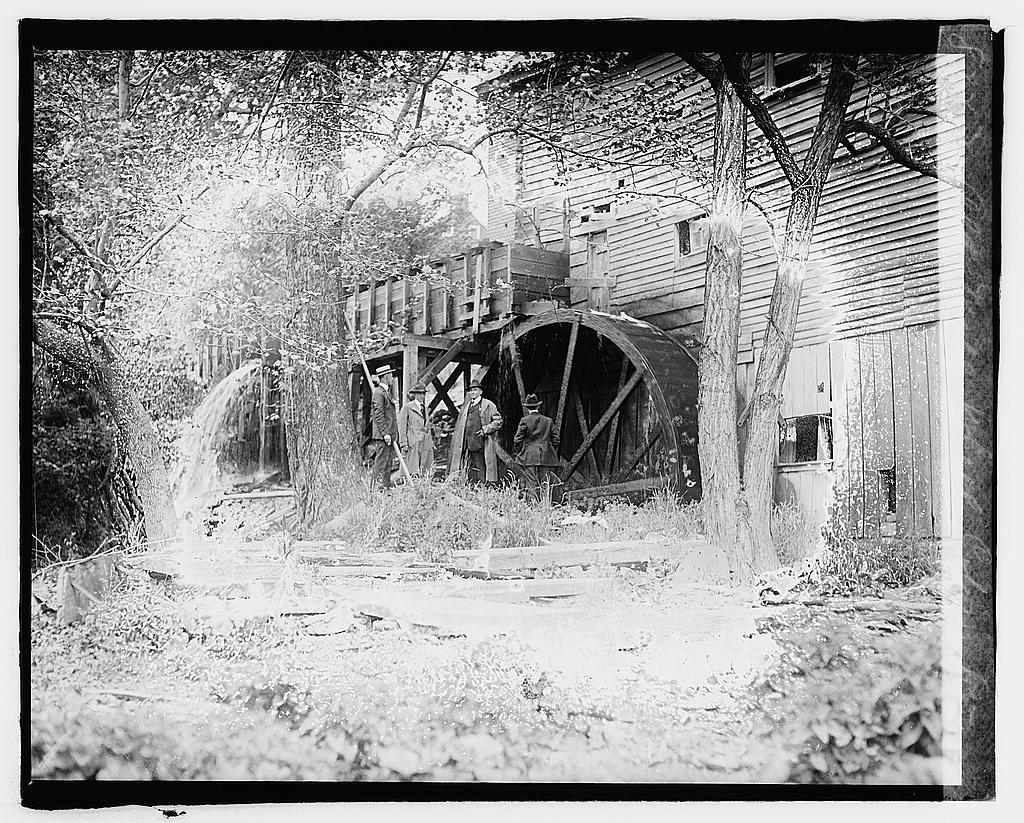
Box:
<box><xmin>563</xmin><ymin>369</ymin><xmax>644</xmax><ymax>485</ymax></box>
<box><xmin>601</xmin><ymin>356</ymin><xmax>631</xmax><ymax>481</ymax></box>
<box><xmin>572</xmin><ymin>393</ymin><xmax>601</xmax><ymax>481</ymax></box>
<box><xmin>613</xmin><ymin>429</ymin><xmax>662</xmax><ymax>484</ymax></box>
<box><xmin>553</xmin><ymin>316</ymin><xmax>580</xmax><ymax>438</ymax></box>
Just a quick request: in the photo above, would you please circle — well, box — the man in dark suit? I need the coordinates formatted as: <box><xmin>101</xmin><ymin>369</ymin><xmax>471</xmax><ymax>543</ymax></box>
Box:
<box><xmin>369</xmin><ymin>365</ymin><xmax>399</xmax><ymax>489</ymax></box>
<box><xmin>513</xmin><ymin>393</ymin><xmax>561</xmax><ymax>501</ymax></box>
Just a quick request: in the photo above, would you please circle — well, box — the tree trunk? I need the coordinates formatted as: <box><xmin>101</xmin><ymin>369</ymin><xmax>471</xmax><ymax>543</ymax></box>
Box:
<box><xmin>283</xmin><ymin>243</ymin><xmax>361</xmax><ymax>535</ymax></box>
<box><xmin>740</xmin><ymin>57</ymin><xmax>858</xmax><ymax>554</ymax></box>
<box><xmin>34</xmin><ymin>320</ymin><xmax>179</xmax><ymax>545</ymax></box>
<box><xmin>742</xmin><ymin>191</ymin><xmax>819</xmax><ymax>549</ymax></box>
<box><xmin>694</xmin><ymin>68</ymin><xmax>776</xmax><ymax>582</ymax></box>
<box><xmin>118</xmin><ymin>51</ymin><xmax>133</xmax><ymax>121</ymax></box>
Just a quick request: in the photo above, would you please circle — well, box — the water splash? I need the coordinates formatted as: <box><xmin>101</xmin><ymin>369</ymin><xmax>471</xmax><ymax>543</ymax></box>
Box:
<box><xmin>171</xmin><ymin>360</ymin><xmax>262</xmax><ymax>525</ymax></box>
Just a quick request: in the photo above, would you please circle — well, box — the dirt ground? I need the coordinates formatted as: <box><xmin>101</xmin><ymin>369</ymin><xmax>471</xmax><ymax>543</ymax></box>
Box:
<box><xmin>30</xmin><ymin>534</ymin><xmax>797</xmax><ymax>782</ymax></box>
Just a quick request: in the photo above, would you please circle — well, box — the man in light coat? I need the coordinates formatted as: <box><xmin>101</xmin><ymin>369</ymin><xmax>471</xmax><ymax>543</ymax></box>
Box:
<box><xmin>369</xmin><ymin>365</ymin><xmax>399</xmax><ymax>489</ymax></box>
<box><xmin>397</xmin><ymin>386</ymin><xmax>435</xmax><ymax>477</ymax></box>
<box><xmin>448</xmin><ymin>379</ymin><xmax>502</xmax><ymax>485</ymax></box>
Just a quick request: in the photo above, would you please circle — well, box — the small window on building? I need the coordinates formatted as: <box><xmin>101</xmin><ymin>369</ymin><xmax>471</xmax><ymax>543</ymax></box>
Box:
<box><xmin>763</xmin><ymin>54</ymin><xmax>820</xmax><ymax>93</ymax></box>
<box><xmin>674</xmin><ymin>213</ymin><xmax>709</xmax><ymax>267</ymax></box>
<box><xmin>778</xmin><ymin>413</ymin><xmax>833</xmax><ymax>464</ymax></box>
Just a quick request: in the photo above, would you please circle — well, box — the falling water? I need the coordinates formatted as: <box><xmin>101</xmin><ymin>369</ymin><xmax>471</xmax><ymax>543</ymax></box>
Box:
<box><xmin>171</xmin><ymin>360</ymin><xmax>262</xmax><ymax>525</ymax></box>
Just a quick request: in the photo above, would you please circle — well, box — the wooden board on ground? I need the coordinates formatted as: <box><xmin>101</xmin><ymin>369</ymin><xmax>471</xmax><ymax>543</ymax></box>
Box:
<box><xmin>448</xmin><ymin>539</ymin><xmax>705</xmax><ymax>573</ymax></box>
<box><xmin>317</xmin><ymin>565</ymin><xmax>439</xmax><ymax>579</ymax></box>
<box><xmin>437</xmin><ymin>577</ymin><xmax>613</xmax><ymax>602</ymax></box>
<box><xmin>338</xmin><ymin>589</ymin><xmax>579</xmax><ymax>635</ymax></box>
<box><xmin>219</xmin><ymin>489</ymin><xmax>295</xmax><ymax>501</ymax></box>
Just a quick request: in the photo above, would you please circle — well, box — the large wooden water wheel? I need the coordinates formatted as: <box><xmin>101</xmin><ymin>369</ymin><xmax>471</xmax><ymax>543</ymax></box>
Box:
<box><xmin>482</xmin><ymin>309</ymin><xmax>701</xmax><ymax>500</ymax></box>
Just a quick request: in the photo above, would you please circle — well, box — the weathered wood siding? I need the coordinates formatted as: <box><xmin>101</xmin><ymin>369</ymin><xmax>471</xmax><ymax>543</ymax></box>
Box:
<box><xmin>829</xmin><ymin>319</ymin><xmax>962</xmax><ymax>539</ymax></box>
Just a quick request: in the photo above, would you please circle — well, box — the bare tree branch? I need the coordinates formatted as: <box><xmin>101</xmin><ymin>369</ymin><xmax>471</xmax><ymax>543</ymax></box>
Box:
<box><xmin>803</xmin><ymin>54</ymin><xmax>861</xmax><ymax>180</ymax></box>
<box><xmin>677</xmin><ymin>52</ymin><xmax>724</xmax><ymax>92</ymax></box>
<box><xmin>722</xmin><ymin>60</ymin><xmax>805</xmax><ymax>189</ymax></box>
<box><xmin>32</xmin><ymin>195</ymin><xmax>113</xmax><ymax>272</ymax></box>
<box><xmin>841</xmin><ymin>118</ymin><xmax>959</xmax><ymax>187</ymax></box>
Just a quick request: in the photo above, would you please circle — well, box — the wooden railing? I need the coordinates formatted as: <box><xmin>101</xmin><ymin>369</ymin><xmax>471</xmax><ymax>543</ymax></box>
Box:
<box><xmin>345</xmin><ymin>242</ymin><xmax>570</xmax><ymax>338</ymax></box>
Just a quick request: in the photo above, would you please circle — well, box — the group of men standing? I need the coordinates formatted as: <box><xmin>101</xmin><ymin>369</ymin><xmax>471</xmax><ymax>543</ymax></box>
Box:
<box><xmin>367</xmin><ymin>364</ymin><xmax>561</xmax><ymax>500</ymax></box>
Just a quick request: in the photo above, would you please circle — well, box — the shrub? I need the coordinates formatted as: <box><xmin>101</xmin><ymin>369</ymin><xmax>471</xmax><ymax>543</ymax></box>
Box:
<box><xmin>752</xmin><ymin>616</ymin><xmax>943</xmax><ymax>783</ymax></box>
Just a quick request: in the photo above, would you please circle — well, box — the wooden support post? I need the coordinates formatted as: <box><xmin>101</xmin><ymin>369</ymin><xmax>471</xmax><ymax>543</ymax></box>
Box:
<box><xmin>473</xmin><ymin>251</ymin><xmax>484</xmax><ymax>334</ymax></box>
<box><xmin>482</xmin><ymin>246</ymin><xmax>492</xmax><ymax>320</ymax></box>
<box><xmin>422</xmin><ymin>279</ymin><xmax>431</xmax><ymax>335</ymax></box>
<box><xmin>384</xmin><ymin>277</ymin><xmax>394</xmax><ymax>327</ymax></box>
<box><xmin>602</xmin><ymin>357</ymin><xmax>631</xmax><ymax>481</ymax></box>
<box><xmin>403</xmin><ymin>342</ymin><xmax>419</xmax><ymax>401</ymax></box>
<box><xmin>554</xmin><ymin>317</ymin><xmax>580</xmax><ymax>438</ymax></box>
<box><xmin>563</xmin><ymin>370</ymin><xmax>644</xmax><ymax>484</ymax></box>
<box><xmin>573</xmin><ymin>394</ymin><xmax>601</xmax><ymax>480</ymax></box>
<box><xmin>442</xmin><ymin>260</ymin><xmax>452</xmax><ymax>331</ymax></box>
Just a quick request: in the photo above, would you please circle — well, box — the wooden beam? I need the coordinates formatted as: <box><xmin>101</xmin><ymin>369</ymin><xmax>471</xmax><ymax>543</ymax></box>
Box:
<box><xmin>448</xmin><ymin>539</ymin><xmax>707</xmax><ymax>572</ymax></box>
<box><xmin>573</xmin><ymin>394</ymin><xmax>601</xmax><ymax>480</ymax></box>
<box><xmin>421</xmin><ymin>279</ymin><xmax>431</xmax><ymax>335</ymax></box>
<box><xmin>602</xmin><ymin>357</ymin><xmax>631</xmax><ymax>481</ymax></box>
<box><xmin>432</xmin><ymin>376</ymin><xmax>460</xmax><ymax>417</ymax></box>
<box><xmin>402</xmin><ymin>342</ymin><xmax>419</xmax><ymax>399</ymax></box>
<box><xmin>613</xmin><ymin>429</ymin><xmax>662</xmax><ymax>483</ymax></box>
<box><xmin>473</xmin><ymin>251</ymin><xmax>484</xmax><ymax>334</ymax></box>
<box><xmin>506</xmin><ymin>336</ymin><xmax>527</xmax><ymax>412</ymax></box>
<box><xmin>563</xmin><ymin>370</ymin><xmax>644</xmax><ymax>484</ymax></box>
<box><xmin>429</xmin><ymin>362</ymin><xmax>464</xmax><ymax>413</ymax></box>
<box><xmin>442</xmin><ymin>577</ymin><xmax>613</xmax><ymax>601</ymax></box>
<box><xmin>566</xmin><ymin>475</ymin><xmax>669</xmax><ymax>499</ymax></box>
<box><xmin>414</xmin><ymin>337</ymin><xmax>468</xmax><ymax>390</ymax></box>
<box><xmin>554</xmin><ymin>317</ymin><xmax>580</xmax><ymax>437</ymax></box>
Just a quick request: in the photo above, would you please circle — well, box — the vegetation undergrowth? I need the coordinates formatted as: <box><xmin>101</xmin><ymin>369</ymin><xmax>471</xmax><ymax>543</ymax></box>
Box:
<box><xmin>747</xmin><ymin>614</ymin><xmax>943</xmax><ymax>784</ymax></box>
<box><xmin>317</xmin><ymin>480</ymin><xmax>706</xmax><ymax>561</ymax></box>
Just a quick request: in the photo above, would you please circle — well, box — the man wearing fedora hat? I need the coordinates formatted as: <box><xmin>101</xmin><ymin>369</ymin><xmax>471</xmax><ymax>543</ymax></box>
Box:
<box><xmin>449</xmin><ymin>378</ymin><xmax>502</xmax><ymax>486</ymax></box>
<box><xmin>369</xmin><ymin>365</ymin><xmax>400</xmax><ymax>488</ymax></box>
<box><xmin>397</xmin><ymin>385</ymin><xmax>435</xmax><ymax>477</ymax></box>
<box><xmin>513</xmin><ymin>393</ymin><xmax>561</xmax><ymax>501</ymax></box>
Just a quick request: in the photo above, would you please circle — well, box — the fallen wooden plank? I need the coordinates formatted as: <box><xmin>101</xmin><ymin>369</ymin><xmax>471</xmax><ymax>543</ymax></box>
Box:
<box><xmin>219</xmin><ymin>490</ymin><xmax>295</xmax><ymax>502</ymax></box>
<box><xmin>339</xmin><ymin>589</ymin><xmax>578</xmax><ymax>634</ymax></box>
<box><xmin>318</xmin><ymin>565</ymin><xmax>439</xmax><ymax>578</ymax></box>
<box><xmin>448</xmin><ymin>540</ymin><xmax>656</xmax><ymax>571</ymax></box>
<box><xmin>440</xmin><ymin>577</ymin><xmax>613</xmax><ymax>601</ymax></box>
<box><xmin>566</xmin><ymin>475</ymin><xmax>670</xmax><ymax>499</ymax></box>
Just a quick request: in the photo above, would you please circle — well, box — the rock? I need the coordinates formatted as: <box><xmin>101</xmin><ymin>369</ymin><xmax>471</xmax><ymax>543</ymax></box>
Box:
<box><xmin>371</xmin><ymin>618</ymin><xmax>401</xmax><ymax>632</ymax></box>
<box><xmin>455</xmin><ymin>733</ymin><xmax>505</xmax><ymax>763</ymax></box>
<box><xmin>375</xmin><ymin>746</ymin><xmax>421</xmax><ymax>776</ymax></box>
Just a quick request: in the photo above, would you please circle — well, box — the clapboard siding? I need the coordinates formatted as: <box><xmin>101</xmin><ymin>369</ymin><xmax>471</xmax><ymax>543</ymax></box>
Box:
<box><xmin>487</xmin><ymin>53</ymin><xmax>964</xmax><ymax>357</ymax></box>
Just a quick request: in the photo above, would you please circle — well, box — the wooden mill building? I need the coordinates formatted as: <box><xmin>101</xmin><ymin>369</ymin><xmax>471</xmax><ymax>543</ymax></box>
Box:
<box><xmin>347</xmin><ymin>52</ymin><xmax>965</xmax><ymax>542</ymax></box>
